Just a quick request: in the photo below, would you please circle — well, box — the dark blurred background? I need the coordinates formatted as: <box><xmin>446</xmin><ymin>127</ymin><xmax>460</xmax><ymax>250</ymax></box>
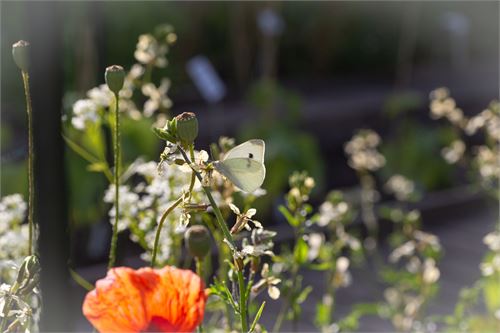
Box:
<box><xmin>1</xmin><ymin>1</ymin><xmax>498</xmax><ymax>331</ymax></box>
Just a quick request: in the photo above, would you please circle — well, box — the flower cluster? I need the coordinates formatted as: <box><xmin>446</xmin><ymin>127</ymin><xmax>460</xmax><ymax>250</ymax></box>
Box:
<box><xmin>480</xmin><ymin>231</ymin><xmax>500</xmax><ymax>277</ymax></box>
<box><xmin>0</xmin><ymin>194</ymin><xmax>29</xmax><ymax>283</ymax></box>
<box><xmin>429</xmin><ymin>88</ymin><xmax>499</xmax><ymax>195</ymax></box>
<box><xmin>344</xmin><ymin>130</ymin><xmax>386</xmax><ymax>171</ymax></box>
<box><xmin>103</xmin><ymin>158</ymin><xmax>204</xmax><ymax>265</ymax></box>
<box><xmin>381</xmin><ymin>208</ymin><xmax>442</xmax><ymax>332</ymax></box>
<box><xmin>385</xmin><ymin>174</ymin><xmax>417</xmax><ymax>202</ymax></box>
<box><xmin>67</xmin><ymin>25</ymin><xmax>177</xmax><ymax>133</ymax></box>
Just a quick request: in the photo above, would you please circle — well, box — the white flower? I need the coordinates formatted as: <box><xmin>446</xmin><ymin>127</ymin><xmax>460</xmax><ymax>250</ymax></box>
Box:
<box><xmin>441</xmin><ymin>140</ymin><xmax>465</xmax><ymax>164</ymax></box>
<box><xmin>87</xmin><ymin>84</ymin><xmax>114</xmax><ymax>108</ymax></box>
<box><xmin>134</xmin><ymin>34</ymin><xmax>167</xmax><ymax>67</ymax></box>
<box><xmin>484</xmin><ymin>231</ymin><xmax>500</xmax><ymax>251</ymax></box>
<box><xmin>251</xmin><ymin>263</ymin><xmax>281</xmax><ymax>300</ymax></box>
<box><xmin>333</xmin><ymin>256</ymin><xmax>352</xmax><ymax>288</ymax></box>
<box><xmin>318</xmin><ymin>201</ymin><xmax>349</xmax><ymax>226</ymax></box>
<box><xmin>71</xmin><ymin>99</ymin><xmax>99</xmax><ymax>130</ymax></box>
<box><xmin>229</xmin><ymin>204</ymin><xmax>261</xmax><ymax>234</ymax></box>
<box><xmin>385</xmin><ymin>174</ymin><xmax>415</xmax><ymax>201</ymax></box>
<box><xmin>422</xmin><ymin>258</ymin><xmax>440</xmax><ymax>284</ymax></box>
<box><xmin>141</xmin><ymin>79</ymin><xmax>172</xmax><ymax>116</ymax></box>
<box><xmin>389</xmin><ymin>241</ymin><xmax>416</xmax><ymax>263</ymax></box>
<box><xmin>306</xmin><ymin>233</ymin><xmax>323</xmax><ymax>261</ymax></box>
<box><xmin>179</xmin><ymin>150</ymin><xmax>209</xmax><ymax>173</ymax></box>
<box><xmin>345</xmin><ymin>130</ymin><xmax>386</xmax><ymax>171</ymax></box>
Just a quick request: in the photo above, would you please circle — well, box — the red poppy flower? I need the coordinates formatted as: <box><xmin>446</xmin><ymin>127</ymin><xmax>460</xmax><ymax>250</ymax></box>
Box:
<box><xmin>83</xmin><ymin>266</ymin><xmax>206</xmax><ymax>332</ymax></box>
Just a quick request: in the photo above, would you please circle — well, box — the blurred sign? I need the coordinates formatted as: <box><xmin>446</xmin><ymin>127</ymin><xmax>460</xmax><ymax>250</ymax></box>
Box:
<box><xmin>257</xmin><ymin>8</ymin><xmax>285</xmax><ymax>37</ymax></box>
<box><xmin>186</xmin><ymin>55</ymin><xmax>226</xmax><ymax>104</ymax></box>
<box><xmin>441</xmin><ymin>12</ymin><xmax>470</xmax><ymax>69</ymax></box>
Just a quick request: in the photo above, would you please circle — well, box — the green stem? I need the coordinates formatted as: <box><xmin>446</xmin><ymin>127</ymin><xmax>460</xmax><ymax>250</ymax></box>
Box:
<box><xmin>21</xmin><ymin>71</ymin><xmax>34</xmax><ymax>256</ymax></box>
<box><xmin>238</xmin><ymin>268</ymin><xmax>249</xmax><ymax>332</ymax></box>
<box><xmin>151</xmin><ymin>196</ymin><xmax>183</xmax><ymax>267</ymax></box>
<box><xmin>177</xmin><ymin>146</ymin><xmax>247</xmax><ymax>332</ymax></box>
<box><xmin>108</xmin><ymin>93</ymin><xmax>121</xmax><ymax>268</ymax></box>
<box><xmin>195</xmin><ymin>257</ymin><xmax>205</xmax><ymax>333</ymax></box>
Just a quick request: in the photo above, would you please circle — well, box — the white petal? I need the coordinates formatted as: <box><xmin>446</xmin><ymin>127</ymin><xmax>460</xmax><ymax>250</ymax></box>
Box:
<box><xmin>268</xmin><ymin>286</ymin><xmax>280</xmax><ymax>300</ymax></box>
<box><xmin>229</xmin><ymin>203</ymin><xmax>240</xmax><ymax>215</ymax></box>
<box><xmin>246</xmin><ymin>208</ymin><xmax>257</xmax><ymax>218</ymax></box>
<box><xmin>252</xmin><ymin>220</ymin><xmax>263</xmax><ymax>228</ymax></box>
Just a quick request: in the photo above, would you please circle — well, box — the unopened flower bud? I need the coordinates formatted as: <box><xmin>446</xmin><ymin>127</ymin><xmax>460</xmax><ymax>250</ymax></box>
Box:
<box><xmin>185</xmin><ymin>225</ymin><xmax>211</xmax><ymax>259</ymax></box>
<box><xmin>105</xmin><ymin>65</ymin><xmax>125</xmax><ymax>95</ymax></box>
<box><xmin>12</xmin><ymin>40</ymin><xmax>30</xmax><ymax>71</ymax></box>
<box><xmin>175</xmin><ymin>112</ymin><xmax>198</xmax><ymax>144</ymax></box>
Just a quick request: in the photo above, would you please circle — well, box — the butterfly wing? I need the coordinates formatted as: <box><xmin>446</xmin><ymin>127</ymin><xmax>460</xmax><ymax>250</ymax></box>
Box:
<box><xmin>214</xmin><ymin>158</ymin><xmax>266</xmax><ymax>193</ymax></box>
<box><xmin>223</xmin><ymin>139</ymin><xmax>265</xmax><ymax>164</ymax></box>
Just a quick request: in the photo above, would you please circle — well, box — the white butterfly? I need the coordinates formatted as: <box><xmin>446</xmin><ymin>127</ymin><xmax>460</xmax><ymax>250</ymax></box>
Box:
<box><xmin>213</xmin><ymin>139</ymin><xmax>266</xmax><ymax>193</ymax></box>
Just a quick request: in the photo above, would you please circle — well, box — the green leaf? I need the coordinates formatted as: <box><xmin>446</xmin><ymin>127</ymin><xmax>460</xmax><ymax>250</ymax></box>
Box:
<box><xmin>294</xmin><ymin>237</ymin><xmax>309</xmax><ymax>265</ymax></box>
<box><xmin>208</xmin><ymin>279</ymin><xmax>239</xmax><ymax>313</ymax></box>
<box><xmin>152</xmin><ymin>127</ymin><xmax>176</xmax><ymax>142</ymax></box>
<box><xmin>279</xmin><ymin>205</ymin><xmax>299</xmax><ymax>227</ymax></box>
<box><xmin>296</xmin><ymin>285</ymin><xmax>313</xmax><ymax>304</ymax></box>
<box><xmin>69</xmin><ymin>269</ymin><xmax>94</xmax><ymax>291</ymax></box>
<box><xmin>87</xmin><ymin>162</ymin><xmax>109</xmax><ymax>173</ymax></box>
<box><xmin>315</xmin><ymin>302</ymin><xmax>331</xmax><ymax>327</ymax></box>
<box><xmin>249</xmin><ymin>301</ymin><xmax>266</xmax><ymax>333</ymax></box>
<box><xmin>306</xmin><ymin>262</ymin><xmax>332</xmax><ymax>271</ymax></box>
<box><xmin>63</xmin><ymin>135</ymin><xmax>100</xmax><ymax>164</ymax></box>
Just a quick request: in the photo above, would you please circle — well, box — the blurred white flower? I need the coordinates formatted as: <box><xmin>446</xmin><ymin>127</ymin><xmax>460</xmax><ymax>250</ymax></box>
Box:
<box><xmin>318</xmin><ymin>201</ymin><xmax>349</xmax><ymax>226</ymax></box>
<box><xmin>71</xmin><ymin>99</ymin><xmax>98</xmax><ymax>130</ymax></box>
<box><xmin>441</xmin><ymin>140</ymin><xmax>465</xmax><ymax>164</ymax></box>
<box><xmin>422</xmin><ymin>258</ymin><xmax>440</xmax><ymax>284</ymax></box>
<box><xmin>385</xmin><ymin>174</ymin><xmax>415</xmax><ymax>201</ymax></box>
<box><xmin>306</xmin><ymin>233</ymin><xmax>324</xmax><ymax>261</ymax></box>
<box><xmin>333</xmin><ymin>256</ymin><xmax>352</xmax><ymax>288</ymax></box>
<box><xmin>134</xmin><ymin>34</ymin><xmax>167</xmax><ymax>68</ymax></box>
<box><xmin>345</xmin><ymin>130</ymin><xmax>386</xmax><ymax>171</ymax></box>
<box><xmin>483</xmin><ymin>231</ymin><xmax>500</xmax><ymax>251</ymax></box>
<box><xmin>141</xmin><ymin>79</ymin><xmax>172</xmax><ymax>116</ymax></box>
<box><xmin>251</xmin><ymin>263</ymin><xmax>281</xmax><ymax>300</ymax></box>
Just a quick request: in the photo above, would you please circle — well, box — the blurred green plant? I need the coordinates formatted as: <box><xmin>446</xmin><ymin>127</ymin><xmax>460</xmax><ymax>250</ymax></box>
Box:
<box><xmin>380</xmin><ymin>91</ymin><xmax>457</xmax><ymax>191</ymax></box>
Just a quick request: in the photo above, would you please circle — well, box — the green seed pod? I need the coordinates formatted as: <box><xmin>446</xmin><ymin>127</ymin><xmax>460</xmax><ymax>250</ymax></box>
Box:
<box><xmin>105</xmin><ymin>65</ymin><xmax>125</xmax><ymax>95</ymax></box>
<box><xmin>175</xmin><ymin>112</ymin><xmax>198</xmax><ymax>144</ymax></box>
<box><xmin>12</xmin><ymin>40</ymin><xmax>30</xmax><ymax>72</ymax></box>
<box><xmin>185</xmin><ymin>225</ymin><xmax>211</xmax><ymax>259</ymax></box>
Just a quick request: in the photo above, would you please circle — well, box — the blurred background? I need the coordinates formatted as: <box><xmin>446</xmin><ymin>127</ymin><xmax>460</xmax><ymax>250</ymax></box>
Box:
<box><xmin>1</xmin><ymin>1</ymin><xmax>498</xmax><ymax>331</ymax></box>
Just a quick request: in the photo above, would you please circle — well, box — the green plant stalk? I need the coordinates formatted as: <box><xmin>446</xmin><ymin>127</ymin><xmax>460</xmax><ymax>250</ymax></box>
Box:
<box><xmin>108</xmin><ymin>93</ymin><xmax>121</xmax><ymax>269</ymax></box>
<box><xmin>21</xmin><ymin>71</ymin><xmax>34</xmax><ymax>256</ymax></box>
<box><xmin>273</xmin><ymin>201</ymin><xmax>305</xmax><ymax>332</ymax></box>
<box><xmin>151</xmin><ymin>196</ymin><xmax>183</xmax><ymax>267</ymax></box>
<box><xmin>178</xmin><ymin>146</ymin><xmax>248</xmax><ymax>332</ymax></box>
<box><xmin>195</xmin><ymin>257</ymin><xmax>205</xmax><ymax>333</ymax></box>
<box><xmin>151</xmin><ymin>144</ymin><xmax>197</xmax><ymax>268</ymax></box>
<box><xmin>237</xmin><ymin>269</ymin><xmax>249</xmax><ymax>332</ymax></box>
<box><xmin>273</xmin><ymin>263</ymin><xmax>299</xmax><ymax>332</ymax></box>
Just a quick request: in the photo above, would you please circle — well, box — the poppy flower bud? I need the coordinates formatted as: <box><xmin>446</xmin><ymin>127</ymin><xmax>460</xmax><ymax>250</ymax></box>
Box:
<box><xmin>12</xmin><ymin>40</ymin><xmax>30</xmax><ymax>72</ymax></box>
<box><xmin>175</xmin><ymin>112</ymin><xmax>198</xmax><ymax>144</ymax></box>
<box><xmin>185</xmin><ymin>225</ymin><xmax>211</xmax><ymax>259</ymax></box>
<box><xmin>105</xmin><ymin>65</ymin><xmax>125</xmax><ymax>95</ymax></box>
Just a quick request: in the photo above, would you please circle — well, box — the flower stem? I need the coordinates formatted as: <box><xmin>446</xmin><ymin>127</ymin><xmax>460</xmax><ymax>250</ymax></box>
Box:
<box><xmin>108</xmin><ymin>93</ymin><xmax>121</xmax><ymax>269</ymax></box>
<box><xmin>21</xmin><ymin>71</ymin><xmax>34</xmax><ymax>256</ymax></box>
<box><xmin>237</xmin><ymin>268</ymin><xmax>249</xmax><ymax>332</ymax></box>
<box><xmin>151</xmin><ymin>196</ymin><xmax>183</xmax><ymax>267</ymax></box>
<box><xmin>177</xmin><ymin>146</ymin><xmax>248</xmax><ymax>332</ymax></box>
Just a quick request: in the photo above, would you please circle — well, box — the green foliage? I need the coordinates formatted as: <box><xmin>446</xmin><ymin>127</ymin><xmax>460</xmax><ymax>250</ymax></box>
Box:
<box><xmin>380</xmin><ymin>122</ymin><xmax>456</xmax><ymax>191</ymax></box>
